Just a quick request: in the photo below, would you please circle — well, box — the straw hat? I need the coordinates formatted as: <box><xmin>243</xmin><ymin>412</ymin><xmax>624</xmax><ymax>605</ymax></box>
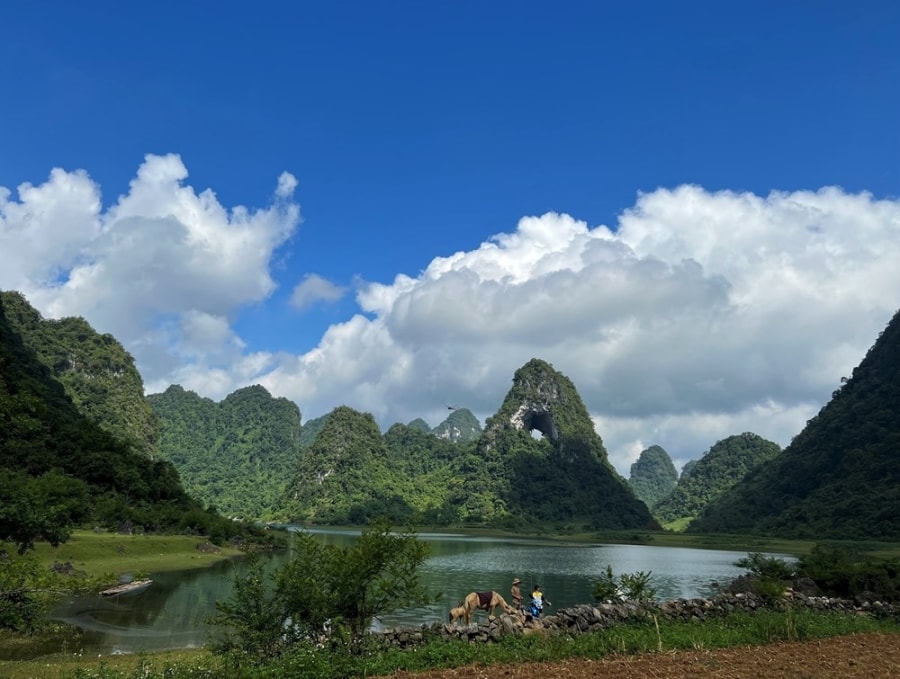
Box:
<box><xmin>512</xmin><ymin>577</ymin><xmax>521</xmax><ymax>584</ymax></box>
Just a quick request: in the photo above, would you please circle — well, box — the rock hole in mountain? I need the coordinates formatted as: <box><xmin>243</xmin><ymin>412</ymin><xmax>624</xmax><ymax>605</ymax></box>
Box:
<box><xmin>523</xmin><ymin>410</ymin><xmax>558</xmax><ymax>442</ymax></box>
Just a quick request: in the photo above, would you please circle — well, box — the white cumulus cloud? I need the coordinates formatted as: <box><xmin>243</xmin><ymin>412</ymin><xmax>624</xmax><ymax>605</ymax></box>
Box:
<box><xmin>290</xmin><ymin>273</ymin><xmax>347</xmax><ymax>310</ymax></box>
<box><xmin>4</xmin><ymin>161</ymin><xmax>900</xmax><ymax>475</ymax></box>
<box><xmin>0</xmin><ymin>154</ymin><xmax>300</xmax><ymax>397</ymax></box>
<box><xmin>261</xmin><ymin>187</ymin><xmax>900</xmax><ymax>473</ymax></box>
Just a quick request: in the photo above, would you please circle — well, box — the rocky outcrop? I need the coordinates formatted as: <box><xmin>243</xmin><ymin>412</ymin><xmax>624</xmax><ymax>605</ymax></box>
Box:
<box><xmin>466</xmin><ymin>358</ymin><xmax>657</xmax><ymax>528</ymax></box>
<box><xmin>432</xmin><ymin>408</ymin><xmax>482</xmax><ymax>444</ymax></box>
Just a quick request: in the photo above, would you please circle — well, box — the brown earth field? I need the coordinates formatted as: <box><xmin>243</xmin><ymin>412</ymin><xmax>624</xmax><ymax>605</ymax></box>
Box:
<box><xmin>380</xmin><ymin>632</ymin><xmax>900</xmax><ymax>679</ymax></box>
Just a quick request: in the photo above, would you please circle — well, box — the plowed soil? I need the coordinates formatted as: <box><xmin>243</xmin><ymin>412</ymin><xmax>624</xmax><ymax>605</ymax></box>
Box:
<box><xmin>381</xmin><ymin>632</ymin><xmax>900</xmax><ymax>678</ymax></box>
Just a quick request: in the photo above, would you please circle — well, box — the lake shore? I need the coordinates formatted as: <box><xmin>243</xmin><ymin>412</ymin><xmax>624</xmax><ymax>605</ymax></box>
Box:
<box><xmin>4</xmin><ymin>527</ymin><xmax>899</xmax><ymax>677</ymax></box>
<box><xmin>42</xmin><ymin>523</ymin><xmax>898</xmax><ymax>580</ymax></box>
<box><xmin>29</xmin><ymin>529</ymin><xmax>246</xmax><ymax>578</ymax></box>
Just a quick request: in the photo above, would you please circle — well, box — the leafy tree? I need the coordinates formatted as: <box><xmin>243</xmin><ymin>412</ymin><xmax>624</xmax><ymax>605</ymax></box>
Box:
<box><xmin>210</xmin><ymin>521</ymin><xmax>432</xmax><ymax>658</ymax></box>
<box><xmin>0</xmin><ymin>551</ymin><xmax>55</xmax><ymax>632</ymax></box>
<box><xmin>593</xmin><ymin>565</ymin><xmax>657</xmax><ymax>602</ymax></box>
<box><xmin>0</xmin><ymin>470</ymin><xmax>89</xmax><ymax>554</ymax></box>
<box><xmin>734</xmin><ymin>553</ymin><xmax>796</xmax><ymax>581</ymax></box>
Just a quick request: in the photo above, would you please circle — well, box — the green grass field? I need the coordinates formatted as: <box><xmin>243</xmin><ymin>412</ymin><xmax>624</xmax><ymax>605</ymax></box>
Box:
<box><xmin>29</xmin><ymin>530</ymin><xmax>244</xmax><ymax>579</ymax></box>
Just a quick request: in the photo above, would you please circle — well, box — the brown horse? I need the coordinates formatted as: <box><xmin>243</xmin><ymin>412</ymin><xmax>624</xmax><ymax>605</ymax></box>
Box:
<box><xmin>458</xmin><ymin>591</ymin><xmax>516</xmax><ymax>624</ymax></box>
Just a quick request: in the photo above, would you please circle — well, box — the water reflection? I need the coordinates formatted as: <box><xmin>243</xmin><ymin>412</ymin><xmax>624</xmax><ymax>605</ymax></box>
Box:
<box><xmin>45</xmin><ymin>530</ymin><xmax>785</xmax><ymax>656</ymax></box>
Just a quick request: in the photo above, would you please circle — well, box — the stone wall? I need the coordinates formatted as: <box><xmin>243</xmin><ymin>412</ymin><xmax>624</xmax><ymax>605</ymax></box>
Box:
<box><xmin>371</xmin><ymin>591</ymin><xmax>897</xmax><ymax>650</ymax></box>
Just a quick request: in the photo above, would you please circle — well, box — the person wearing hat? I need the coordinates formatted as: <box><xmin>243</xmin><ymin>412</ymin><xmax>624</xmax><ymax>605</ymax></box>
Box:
<box><xmin>510</xmin><ymin>577</ymin><xmax>523</xmax><ymax>610</ymax></box>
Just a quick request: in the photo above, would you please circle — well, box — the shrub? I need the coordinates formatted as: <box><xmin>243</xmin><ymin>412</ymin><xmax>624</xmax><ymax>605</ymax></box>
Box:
<box><xmin>209</xmin><ymin>519</ymin><xmax>433</xmax><ymax>660</ymax></box>
<box><xmin>593</xmin><ymin>565</ymin><xmax>657</xmax><ymax>602</ymax></box>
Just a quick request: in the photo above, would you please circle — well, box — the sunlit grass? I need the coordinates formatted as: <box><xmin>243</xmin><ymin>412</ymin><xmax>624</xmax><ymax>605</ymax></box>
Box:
<box><xmin>28</xmin><ymin>530</ymin><xmax>243</xmax><ymax>579</ymax></box>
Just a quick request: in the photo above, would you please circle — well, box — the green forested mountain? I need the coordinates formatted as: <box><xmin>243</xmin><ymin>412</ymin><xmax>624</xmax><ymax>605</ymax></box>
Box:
<box><xmin>432</xmin><ymin>408</ymin><xmax>482</xmax><ymax>443</ymax></box>
<box><xmin>679</xmin><ymin>459</ymin><xmax>698</xmax><ymax>480</ymax></box>
<box><xmin>691</xmin><ymin>308</ymin><xmax>900</xmax><ymax>539</ymax></box>
<box><xmin>451</xmin><ymin>359</ymin><xmax>657</xmax><ymax>528</ymax></box>
<box><xmin>285</xmin><ymin>406</ymin><xmax>410</xmax><ymax>524</ymax></box>
<box><xmin>653</xmin><ymin>433</ymin><xmax>782</xmax><ymax>525</ymax></box>
<box><xmin>282</xmin><ymin>360</ymin><xmax>655</xmax><ymax>529</ymax></box>
<box><xmin>0</xmin><ymin>290</ymin><xmax>158</xmax><ymax>456</ymax></box>
<box><xmin>628</xmin><ymin>445</ymin><xmax>678</xmax><ymax>508</ymax></box>
<box><xmin>0</xmin><ymin>293</ymin><xmax>220</xmax><ymax>546</ymax></box>
<box><xmin>148</xmin><ymin>384</ymin><xmax>302</xmax><ymax>519</ymax></box>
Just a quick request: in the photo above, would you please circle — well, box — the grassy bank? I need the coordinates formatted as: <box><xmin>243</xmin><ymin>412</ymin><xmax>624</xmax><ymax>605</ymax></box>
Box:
<box><xmin>2</xmin><ymin>608</ymin><xmax>896</xmax><ymax>679</ymax></box>
<box><xmin>29</xmin><ymin>530</ymin><xmax>246</xmax><ymax>579</ymax></box>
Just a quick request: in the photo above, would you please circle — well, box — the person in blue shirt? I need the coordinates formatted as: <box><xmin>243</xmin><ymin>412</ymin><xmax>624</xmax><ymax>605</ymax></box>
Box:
<box><xmin>530</xmin><ymin>584</ymin><xmax>551</xmax><ymax>618</ymax></box>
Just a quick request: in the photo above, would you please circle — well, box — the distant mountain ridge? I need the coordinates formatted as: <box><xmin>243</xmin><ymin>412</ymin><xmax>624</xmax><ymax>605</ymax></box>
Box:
<box><xmin>653</xmin><ymin>433</ymin><xmax>782</xmax><ymax>525</ymax></box>
<box><xmin>281</xmin><ymin>359</ymin><xmax>656</xmax><ymax>529</ymax></box>
<box><xmin>7</xmin><ymin>286</ymin><xmax>898</xmax><ymax>539</ymax></box>
<box><xmin>432</xmin><ymin>408</ymin><xmax>482</xmax><ymax>443</ymax></box>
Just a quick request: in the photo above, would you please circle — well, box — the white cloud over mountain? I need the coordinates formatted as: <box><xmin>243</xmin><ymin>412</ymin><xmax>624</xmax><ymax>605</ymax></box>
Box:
<box><xmin>2</xmin><ymin>158</ymin><xmax>898</xmax><ymax>474</ymax></box>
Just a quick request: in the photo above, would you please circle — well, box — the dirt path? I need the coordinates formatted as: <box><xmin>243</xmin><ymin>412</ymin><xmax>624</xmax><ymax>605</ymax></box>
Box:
<box><xmin>382</xmin><ymin>632</ymin><xmax>900</xmax><ymax>679</ymax></box>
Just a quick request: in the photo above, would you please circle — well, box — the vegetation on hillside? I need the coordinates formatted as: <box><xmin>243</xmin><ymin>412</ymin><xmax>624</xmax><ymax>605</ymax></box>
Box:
<box><xmin>148</xmin><ymin>384</ymin><xmax>302</xmax><ymax>519</ymax></box>
<box><xmin>628</xmin><ymin>445</ymin><xmax>678</xmax><ymax>509</ymax></box>
<box><xmin>679</xmin><ymin>459</ymin><xmax>697</xmax><ymax>480</ymax></box>
<box><xmin>406</xmin><ymin>417</ymin><xmax>431</xmax><ymax>433</ymax></box>
<box><xmin>299</xmin><ymin>413</ymin><xmax>331</xmax><ymax>449</ymax></box>
<box><xmin>653</xmin><ymin>433</ymin><xmax>781</xmax><ymax>525</ymax></box>
<box><xmin>691</xmin><ymin>308</ymin><xmax>900</xmax><ymax>539</ymax></box>
<box><xmin>463</xmin><ymin>359</ymin><xmax>657</xmax><ymax>528</ymax></box>
<box><xmin>286</xmin><ymin>407</ymin><xmax>414</xmax><ymax>524</ymax></box>
<box><xmin>0</xmin><ymin>290</ymin><xmax>158</xmax><ymax>456</ymax></box>
<box><xmin>1</xmin><ymin>293</ymin><xmax>259</xmax><ymax>633</ymax></box>
<box><xmin>0</xmin><ymin>294</ymin><xmax>202</xmax><ymax>539</ymax></box>
<box><xmin>431</xmin><ymin>408</ymin><xmax>482</xmax><ymax>443</ymax></box>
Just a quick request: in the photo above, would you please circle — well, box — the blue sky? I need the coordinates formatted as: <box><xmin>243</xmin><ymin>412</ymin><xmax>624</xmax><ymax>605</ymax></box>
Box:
<box><xmin>2</xmin><ymin>1</ymin><xmax>899</xmax><ymax>474</ymax></box>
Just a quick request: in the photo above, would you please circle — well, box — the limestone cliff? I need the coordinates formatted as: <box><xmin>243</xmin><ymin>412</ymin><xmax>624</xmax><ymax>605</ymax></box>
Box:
<box><xmin>460</xmin><ymin>358</ymin><xmax>657</xmax><ymax>528</ymax></box>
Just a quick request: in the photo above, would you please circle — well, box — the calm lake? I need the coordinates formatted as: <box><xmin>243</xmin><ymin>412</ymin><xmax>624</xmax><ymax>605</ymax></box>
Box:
<box><xmin>50</xmin><ymin>528</ymin><xmax>775</xmax><ymax>655</ymax></box>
